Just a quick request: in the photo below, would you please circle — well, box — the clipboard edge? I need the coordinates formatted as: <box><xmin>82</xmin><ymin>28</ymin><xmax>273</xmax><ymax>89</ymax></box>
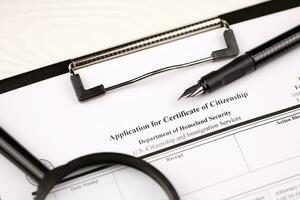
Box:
<box><xmin>0</xmin><ymin>0</ymin><xmax>299</xmax><ymax>95</ymax></box>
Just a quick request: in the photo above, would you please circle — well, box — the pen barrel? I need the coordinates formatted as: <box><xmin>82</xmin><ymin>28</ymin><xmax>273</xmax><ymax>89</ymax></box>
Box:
<box><xmin>248</xmin><ymin>25</ymin><xmax>300</xmax><ymax>66</ymax></box>
<box><xmin>0</xmin><ymin>127</ymin><xmax>49</xmax><ymax>183</ymax></box>
<box><xmin>200</xmin><ymin>54</ymin><xmax>256</xmax><ymax>92</ymax></box>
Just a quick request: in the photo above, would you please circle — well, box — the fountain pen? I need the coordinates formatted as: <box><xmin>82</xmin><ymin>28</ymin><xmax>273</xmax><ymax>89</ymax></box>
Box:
<box><xmin>179</xmin><ymin>24</ymin><xmax>300</xmax><ymax>99</ymax></box>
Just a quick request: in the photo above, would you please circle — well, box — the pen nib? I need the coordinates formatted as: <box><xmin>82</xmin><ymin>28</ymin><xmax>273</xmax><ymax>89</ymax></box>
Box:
<box><xmin>178</xmin><ymin>83</ymin><xmax>205</xmax><ymax>100</ymax></box>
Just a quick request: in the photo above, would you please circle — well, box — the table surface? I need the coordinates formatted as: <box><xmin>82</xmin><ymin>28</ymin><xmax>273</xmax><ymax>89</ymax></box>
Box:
<box><xmin>0</xmin><ymin>0</ymin><xmax>262</xmax><ymax>80</ymax></box>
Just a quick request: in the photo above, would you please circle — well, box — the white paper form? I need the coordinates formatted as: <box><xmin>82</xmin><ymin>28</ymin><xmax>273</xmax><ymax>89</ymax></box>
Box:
<box><xmin>0</xmin><ymin>7</ymin><xmax>299</xmax><ymax>200</ymax></box>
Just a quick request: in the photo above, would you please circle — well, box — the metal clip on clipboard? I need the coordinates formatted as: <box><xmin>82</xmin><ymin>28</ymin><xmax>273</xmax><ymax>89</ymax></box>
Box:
<box><xmin>69</xmin><ymin>18</ymin><xmax>239</xmax><ymax>102</ymax></box>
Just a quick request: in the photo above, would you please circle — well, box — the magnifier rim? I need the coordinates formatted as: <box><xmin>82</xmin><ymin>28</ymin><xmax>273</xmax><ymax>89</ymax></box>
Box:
<box><xmin>35</xmin><ymin>152</ymin><xmax>180</xmax><ymax>200</ymax></box>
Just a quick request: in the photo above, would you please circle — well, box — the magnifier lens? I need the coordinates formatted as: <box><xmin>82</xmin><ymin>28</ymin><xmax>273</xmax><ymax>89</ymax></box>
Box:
<box><xmin>44</xmin><ymin>166</ymin><xmax>169</xmax><ymax>200</ymax></box>
<box><xmin>36</xmin><ymin>153</ymin><xmax>179</xmax><ymax>200</ymax></box>
<box><xmin>0</xmin><ymin>129</ymin><xmax>179</xmax><ymax>200</ymax></box>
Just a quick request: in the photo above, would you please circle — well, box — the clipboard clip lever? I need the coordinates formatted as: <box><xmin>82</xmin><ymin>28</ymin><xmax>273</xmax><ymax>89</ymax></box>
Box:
<box><xmin>69</xmin><ymin>19</ymin><xmax>239</xmax><ymax>102</ymax></box>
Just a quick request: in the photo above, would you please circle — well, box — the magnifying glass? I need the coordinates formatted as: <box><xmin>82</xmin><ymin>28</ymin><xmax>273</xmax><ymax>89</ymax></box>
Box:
<box><xmin>0</xmin><ymin>127</ymin><xmax>180</xmax><ymax>200</ymax></box>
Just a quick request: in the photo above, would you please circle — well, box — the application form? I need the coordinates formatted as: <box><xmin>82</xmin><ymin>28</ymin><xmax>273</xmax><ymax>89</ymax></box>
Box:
<box><xmin>0</xmin><ymin>7</ymin><xmax>299</xmax><ymax>200</ymax></box>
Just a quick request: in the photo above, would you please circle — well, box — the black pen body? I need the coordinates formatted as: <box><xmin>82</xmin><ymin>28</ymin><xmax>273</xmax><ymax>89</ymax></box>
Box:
<box><xmin>199</xmin><ymin>53</ymin><xmax>255</xmax><ymax>92</ymax></box>
<box><xmin>248</xmin><ymin>25</ymin><xmax>300</xmax><ymax>66</ymax></box>
<box><xmin>199</xmin><ymin>24</ymin><xmax>300</xmax><ymax>93</ymax></box>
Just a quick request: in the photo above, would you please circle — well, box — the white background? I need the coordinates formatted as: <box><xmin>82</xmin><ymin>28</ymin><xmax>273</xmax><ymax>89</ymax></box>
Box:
<box><xmin>0</xmin><ymin>0</ymin><xmax>263</xmax><ymax>79</ymax></box>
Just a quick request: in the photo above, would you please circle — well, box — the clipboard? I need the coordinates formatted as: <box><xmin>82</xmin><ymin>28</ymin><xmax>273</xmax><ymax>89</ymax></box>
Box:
<box><xmin>0</xmin><ymin>1</ymin><xmax>300</xmax><ymax>200</ymax></box>
<box><xmin>0</xmin><ymin>0</ymin><xmax>299</xmax><ymax>96</ymax></box>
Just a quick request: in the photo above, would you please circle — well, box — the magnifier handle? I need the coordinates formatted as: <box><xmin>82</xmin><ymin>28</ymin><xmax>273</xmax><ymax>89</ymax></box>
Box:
<box><xmin>0</xmin><ymin>127</ymin><xmax>49</xmax><ymax>183</ymax></box>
